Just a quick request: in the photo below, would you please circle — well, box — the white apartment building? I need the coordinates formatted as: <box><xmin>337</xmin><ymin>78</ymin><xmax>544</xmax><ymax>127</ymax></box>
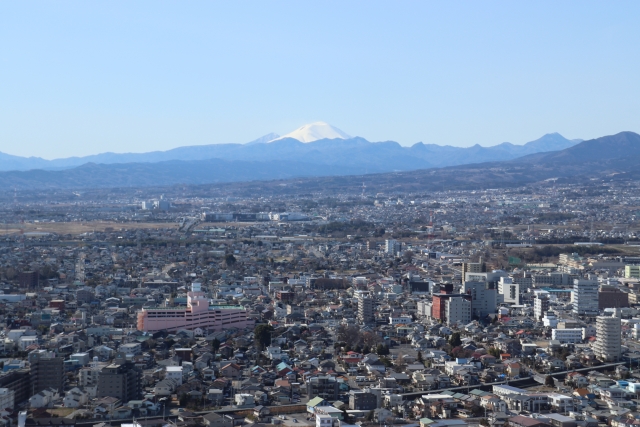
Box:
<box><xmin>534</xmin><ymin>294</ymin><xmax>551</xmax><ymax>321</ymax></box>
<box><xmin>79</xmin><ymin>367</ymin><xmax>100</xmax><ymax>388</ymax></box>
<box><xmin>356</xmin><ymin>291</ymin><xmax>374</xmax><ymax>323</ymax></box>
<box><xmin>165</xmin><ymin>366</ymin><xmax>184</xmax><ymax>385</ymax></box>
<box><xmin>417</xmin><ymin>300</ymin><xmax>432</xmax><ymax>318</ymax></box>
<box><xmin>572</xmin><ymin>279</ymin><xmax>599</xmax><ymax>317</ymax></box>
<box><xmin>389</xmin><ymin>316</ymin><xmax>412</xmax><ymax>325</ymax></box>
<box><xmin>385</xmin><ymin>239</ymin><xmax>400</xmax><ymax>255</ymax></box>
<box><xmin>543</xmin><ymin>313</ymin><xmax>558</xmax><ymax>328</ymax></box>
<box><xmin>594</xmin><ymin>311</ymin><xmax>621</xmax><ymax>362</ymax></box>
<box><xmin>119</xmin><ymin>343</ymin><xmax>142</xmax><ymax>356</ymax></box>
<box><xmin>547</xmin><ymin>393</ymin><xmax>574</xmax><ymax>413</ymax></box>
<box><xmin>551</xmin><ymin>328</ymin><xmax>583</xmax><ymax>344</ymax></box>
<box><xmin>462</xmin><ymin>280</ymin><xmax>497</xmax><ymax>318</ymax></box>
<box><xmin>498</xmin><ymin>277</ymin><xmax>520</xmax><ymax>305</ymax></box>
<box><xmin>444</xmin><ymin>297</ymin><xmax>471</xmax><ymax>326</ymax></box>
<box><xmin>316</xmin><ymin>414</ymin><xmax>339</xmax><ymax>427</ymax></box>
<box><xmin>0</xmin><ymin>389</ymin><xmax>14</xmax><ymax>412</ymax></box>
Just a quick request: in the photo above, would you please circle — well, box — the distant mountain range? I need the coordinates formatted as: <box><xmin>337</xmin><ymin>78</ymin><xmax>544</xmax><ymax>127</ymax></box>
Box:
<box><xmin>19</xmin><ymin>121</ymin><xmax>640</xmax><ymax>191</ymax></box>
<box><xmin>0</xmin><ymin>122</ymin><xmax>580</xmax><ymax>177</ymax></box>
<box><xmin>200</xmin><ymin>131</ymin><xmax>640</xmax><ymax>197</ymax></box>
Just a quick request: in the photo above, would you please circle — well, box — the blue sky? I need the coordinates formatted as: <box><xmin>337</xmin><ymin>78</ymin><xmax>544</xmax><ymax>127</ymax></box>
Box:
<box><xmin>1</xmin><ymin>1</ymin><xmax>639</xmax><ymax>159</ymax></box>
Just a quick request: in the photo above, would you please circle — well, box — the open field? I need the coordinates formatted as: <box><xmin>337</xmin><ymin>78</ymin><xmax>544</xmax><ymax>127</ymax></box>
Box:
<box><xmin>46</xmin><ymin>408</ymin><xmax>76</xmax><ymax>417</ymax></box>
<box><xmin>0</xmin><ymin>221</ymin><xmax>179</xmax><ymax>236</ymax></box>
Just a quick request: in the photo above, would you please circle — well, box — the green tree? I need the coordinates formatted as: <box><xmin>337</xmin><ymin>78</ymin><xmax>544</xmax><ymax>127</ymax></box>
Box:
<box><xmin>402</xmin><ymin>250</ymin><xmax>415</xmax><ymax>263</ymax></box>
<box><xmin>254</xmin><ymin>324</ymin><xmax>274</xmax><ymax>350</ymax></box>
<box><xmin>225</xmin><ymin>254</ymin><xmax>237</xmax><ymax>266</ymax></box>
<box><xmin>488</xmin><ymin>346</ymin><xmax>501</xmax><ymax>358</ymax></box>
<box><xmin>545</xmin><ymin>375</ymin><xmax>555</xmax><ymax>387</ymax></box>
<box><xmin>417</xmin><ymin>350</ymin><xmax>423</xmax><ymax>363</ymax></box>
<box><xmin>449</xmin><ymin>332</ymin><xmax>462</xmax><ymax>347</ymax></box>
<box><xmin>211</xmin><ymin>338</ymin><xmax>221</xmax><ymax>353</ymax></box>
<box><xmin>179</xmin><ymin>394</ymin><xmax>189</xmax><ymax>407</ymax></box>
<box><xmin>376</xmin><ymin>344</ymin><xmax>390</xmax><ymax>356</ymax></box>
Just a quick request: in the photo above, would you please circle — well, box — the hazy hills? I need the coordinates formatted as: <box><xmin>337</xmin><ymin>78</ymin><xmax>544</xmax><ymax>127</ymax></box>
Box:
<box><xmin>0</xmin><ymin>130</ymin><xmax>633</xmax><ymax>192</ymax></box>
<box><xmin>14</xmin><ymin>125</ymin><xmax>640</xmax><ymax>191</ymax></box>
<box><xmin>204</xmin><ymin>131</ymin><xmax>640</xmax><ymax>197</ymax></box>
<box><xmin>0</xmin><ymin>159</ymin><xmax>363</xmax><ymax>190</ymax></box>
<box><xmin>517</xmin><ymin>130</ymin><xmax>640</xmax><ymax>165</ymax></box>
<box><xmin>0</xmin><ymin>132</ymin><xmax>579</xmax><ymax>175</ymax></box>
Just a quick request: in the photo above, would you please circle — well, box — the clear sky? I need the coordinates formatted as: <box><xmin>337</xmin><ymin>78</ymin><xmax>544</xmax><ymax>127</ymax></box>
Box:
<box><xmin>1</xmin><ymin>2</ymin><xmax>639</xmax><ymax>159</ymax></box>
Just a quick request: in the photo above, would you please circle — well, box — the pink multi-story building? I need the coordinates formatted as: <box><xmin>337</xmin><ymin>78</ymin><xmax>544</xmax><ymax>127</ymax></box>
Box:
<box><xmin>136</xmin><ymin>283</ymin><xmax>252</xmax><ymax>333</ymax></box>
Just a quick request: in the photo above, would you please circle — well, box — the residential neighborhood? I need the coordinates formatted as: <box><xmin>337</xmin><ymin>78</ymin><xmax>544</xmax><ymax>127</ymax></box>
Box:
<box><xmin>0</xmin><ymin>182</ymin><xmax>639</xmax><ymax>427</ymax></box>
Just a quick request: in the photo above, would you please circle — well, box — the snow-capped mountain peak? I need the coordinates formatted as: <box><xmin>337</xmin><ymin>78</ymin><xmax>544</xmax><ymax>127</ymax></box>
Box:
<box><xmin>270</xmin><ymin>122</ymin><xmax>351</xmax><ymax>143</ymax></box>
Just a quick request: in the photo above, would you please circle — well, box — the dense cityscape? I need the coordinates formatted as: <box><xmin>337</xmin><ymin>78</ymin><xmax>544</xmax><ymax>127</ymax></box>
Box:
<box><xmin>0</xmin><ymin>180</ymin><xmax>638</xmax><ymax>427</ymax></box>
<box><xmin>3</xmin><ymin>3</ymin><xmax>639</xmax><ymax>427</ymax></box>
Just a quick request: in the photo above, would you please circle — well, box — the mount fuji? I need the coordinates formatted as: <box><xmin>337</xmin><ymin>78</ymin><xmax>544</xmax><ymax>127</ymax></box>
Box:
<box><xmin>269</xmin><ymin>121</ymin><xmax>351</xmax><ymax>143</ymax></box>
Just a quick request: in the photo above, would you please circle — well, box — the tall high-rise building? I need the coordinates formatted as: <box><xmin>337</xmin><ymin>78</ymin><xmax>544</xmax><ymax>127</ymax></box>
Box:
<box><xmin>356</xmin><ymin>291</ymin><xmax>374</xmax><ymax>324</ymax></box>
<box><xmin>498</xmin><ymin>277</ymin><xmax>520</xmax><ymax>305</ymax></box>
<box><xmin>0</xmin><ymin>369</ymin><xmax>30</xmax><ymax>407</ymax></box>
<box><xmin>462</xmin><ymin>280</ymin><xmax>497</xmax><ymax>319</ymax></box>
<box><xmin>534</xmin><ymin>294</ymin><xmax>550</xmax><ymax>321</ymax></box>
<box><xmin>572</xmin><ymin>279</ymin><xmax>599</xmax><ymax>317</ymax></box>
<box><xmin>29</xmin><ymin>350</ymin><xmax>64</xmax><ymax>394</ymax></box>
<box><xmin>431</xmin><ymin>291</ymin><xmax>472</xmax><ymax>326</ymax></box>
<box><xmin>97</xmin><ymin>361</ymin><xmax>142</xmax><ymax>402</ymax></box>
<box><xmin>594</xmin><ymin>310</ymin><xmax>621</xmax><ymax>362</ymax></box>
<box><xmin>444</xmin><ymin>296</ymin><xmax>472</xmax><ymax>326</ymax></box>
<box><xmin>462</xmin><ymin>257</ymin><xmax>485</xmax><ymax>283</ymax></box>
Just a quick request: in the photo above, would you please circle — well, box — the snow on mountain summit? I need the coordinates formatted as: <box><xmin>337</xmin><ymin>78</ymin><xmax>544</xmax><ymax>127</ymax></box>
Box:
<box><xmin>270</xmin><ymin>122</ymin><xmax>351</xmax><ymax>143</ymax></box>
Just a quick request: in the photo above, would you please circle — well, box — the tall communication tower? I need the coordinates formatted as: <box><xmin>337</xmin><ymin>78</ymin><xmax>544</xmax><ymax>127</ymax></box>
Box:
<box><xmin>427</xmin><ymin>210</ymin><xmax>435</xmax><ymax>246</ymax></box>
